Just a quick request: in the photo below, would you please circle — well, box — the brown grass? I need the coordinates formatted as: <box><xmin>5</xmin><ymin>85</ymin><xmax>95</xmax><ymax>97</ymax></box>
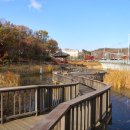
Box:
<box><xmin>30</xmin><ymin>65</ymin><xmax>55</xmax><ymax>73</ymax></box>
<box><xmin>0</xmin><ymin>64</ymin><xmax>56</xmax><ymax>88</ymax></box>
<box><xmin>0</xmin><ymin>64</ymin><xmax>56</xmax><ymax>74</ymax></box>
<box><xmin>0</xmin><ymin>71</ymin><xmax>20</xmax><ymax>87</ymax></box>
<box><xmin>69</xmin><ymin>61</ymin><xmax>102</xmax><ymax>69</ymax></box>
<box><xmin>104</xmin><ymin>69</ymin><xmax>130</xmax><ymax>89</ymax></box>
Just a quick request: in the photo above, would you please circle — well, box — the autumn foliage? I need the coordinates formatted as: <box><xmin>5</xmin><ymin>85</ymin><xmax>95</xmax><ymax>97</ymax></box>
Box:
<box><xmin>0</xmin><ymin>19</ymin><xmax>59</xmax><ymax>64</ymax></box>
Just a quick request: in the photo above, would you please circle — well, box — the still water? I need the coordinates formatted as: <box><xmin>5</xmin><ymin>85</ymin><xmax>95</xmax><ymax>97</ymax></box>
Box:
<box><xmin>108</xmin><ymin>89</ymin><xmax>130</xmax><ymax>130</ymax></box>
<box><xmin>19</xmin><ymin>73</ymin><xmax>53</xmax><ymax>86</ymax></box>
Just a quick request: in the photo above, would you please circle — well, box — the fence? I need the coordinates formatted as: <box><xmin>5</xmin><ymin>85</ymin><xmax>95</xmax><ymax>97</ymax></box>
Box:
<box><xmin>31</xmin><ymin>73</ymin><xmax>111</xmax><ymax>130</ymax></box>
<box><xmin>0</xmin><ymin>74</ymin><xmax>79</xmax><ymax>124</ymax></box>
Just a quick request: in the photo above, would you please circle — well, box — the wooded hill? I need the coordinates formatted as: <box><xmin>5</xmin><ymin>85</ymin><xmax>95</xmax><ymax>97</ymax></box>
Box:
<box><xmin>0</xmin><ymin>19</ymin><xmax>59</xmax><ymax>64</ymax></box>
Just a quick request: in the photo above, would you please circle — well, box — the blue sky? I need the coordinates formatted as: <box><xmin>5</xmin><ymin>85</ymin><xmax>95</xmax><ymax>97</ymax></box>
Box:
<box><xmin>0</xmin><ymin>0</ymin><xmax>130</xmax><ymax>51</ymax></box>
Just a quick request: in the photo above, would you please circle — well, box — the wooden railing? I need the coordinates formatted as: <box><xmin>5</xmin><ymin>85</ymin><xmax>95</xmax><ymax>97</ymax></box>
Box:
<box><xmin>69</xmin><ymin>72</ymin><xmax>105</xmax><ymax>82</ymax></box>
<box><xmin>67</xmin><ymin>66</ymin><xmax>106</xmax><ymax>81</ymax></box>
<box><xmin>0</xmin><ymin>74</ymin><xmax>79</xmax><ymax>124</ymax></box>
<box><xmin>31</xmin><ymin>73</ymin><xmax>111</xmax><ymax>130</ymax></box>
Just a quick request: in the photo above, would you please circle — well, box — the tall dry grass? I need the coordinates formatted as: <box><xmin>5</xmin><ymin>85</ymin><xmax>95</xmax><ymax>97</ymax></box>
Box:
<box><xmin>0</xmin><ymin>65</ymin><xmax>55</xmax><ymax>88</ymax></box>
<box><xmin>69</xmin><ymin>61</ymin><xmax>102</xmax><ymax>69</ymax></box>
<box><xmin>0</xmin><ymin>71</ymin><xmax>20</xmax><ymax>87</ymax></box>
<box><xmin>0</xmin><ymin>64</ymin><xmax>56</xmax><ymax>74</ymax></box>
<box><xmin>104</xmin><ymin>69</ymin><xmax>130</xmax><ymax>89</ymax></box>
<box><xmin>30</xmin><ymin>65</ymin><xmax>55</xmax><ymax>73</ymax></box>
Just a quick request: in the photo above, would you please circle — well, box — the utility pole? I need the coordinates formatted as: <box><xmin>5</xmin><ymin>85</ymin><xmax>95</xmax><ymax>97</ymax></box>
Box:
<box><xmin>128</xmin><ymin>34</ymin><xmax>130</xmax><ymax>64</ymax></box>
<box><xmin>103</xmin><ymin>47</ymin><xmax>105</xmax><ymax>59</ymax></box>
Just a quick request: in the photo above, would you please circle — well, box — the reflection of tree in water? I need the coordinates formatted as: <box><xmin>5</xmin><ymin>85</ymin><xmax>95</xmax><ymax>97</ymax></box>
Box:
<box><xmin>20</xmin><ymin>73</ymin><xmax>53</xmax><ymax>86</ymax></box>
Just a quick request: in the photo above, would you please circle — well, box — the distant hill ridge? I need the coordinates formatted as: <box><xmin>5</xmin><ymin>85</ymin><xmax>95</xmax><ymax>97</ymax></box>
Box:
<box><xmin>91</xmin><ymin>48</ymin><xmax>129</xmax><ymax>59</ymax></box>
<box><xmin>92</xmin><ymin>48</ymin><xmax>128</xmax><ymax>54</ymax></box>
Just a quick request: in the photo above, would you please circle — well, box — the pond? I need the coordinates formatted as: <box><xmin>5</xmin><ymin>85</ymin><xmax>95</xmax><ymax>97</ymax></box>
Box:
<box><xmin>0</xmin><ymin>72</ymin><xmax>54</xmax><ymax>87</ymax></box>
<box><xmin>19</xmin><ymin>73</ymin><xmax>53</xmax><ymax>86</ymax></box>
<box><xmin>108</xmin><ymin>88</ymin><xmax>130</xmax><ymax>130</ymax></box>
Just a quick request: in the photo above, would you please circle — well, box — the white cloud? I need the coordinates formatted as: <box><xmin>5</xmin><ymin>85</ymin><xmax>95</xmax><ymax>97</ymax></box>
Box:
<box><xmin>29</xmin><ymin>0</ymin><xmax>42</xmax><ymax>10</ymax></box>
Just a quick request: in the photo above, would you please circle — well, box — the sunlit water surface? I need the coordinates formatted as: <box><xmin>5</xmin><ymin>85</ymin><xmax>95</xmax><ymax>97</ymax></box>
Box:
<box><xmin>108</xmin><ymin>89</ymin><xmax>130</xmax><ymax>130</ymax></box>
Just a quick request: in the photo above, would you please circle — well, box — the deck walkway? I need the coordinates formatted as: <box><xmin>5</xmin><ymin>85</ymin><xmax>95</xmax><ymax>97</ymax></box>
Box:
<box><xmin>0</xmin><ymin>85</ymin><xmax>94</xmax><ymax>130</ymax></box>
<box><xmin>79</xmin><ymin>83</ymin><xmax>95</xmax><ymax>95</ymax></box>
<box><xmin>0</xmin><ymin>114</ymin><xmax>47</xmax><ymax>130</ymax></box>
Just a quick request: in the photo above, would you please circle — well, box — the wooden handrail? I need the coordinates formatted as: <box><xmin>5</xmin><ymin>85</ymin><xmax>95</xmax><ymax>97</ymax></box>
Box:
<box><xmin>0</xmin><ymin>73</ymin><xmax>79</xmax><ymax>124</ymax></box>
<box><xmin>31</xmin><ymin>87</ymin><xmax>110</xmax><ymax>130</ymax></box>
<box><xmin>0</xmin><ymin>83</ymin><xmax>79</xmax><ymax>92</ymax></box>
<box><xmin>31</xmin><ymin>72</ymin><xmax>111</xmax><ymax>130</ymax></box>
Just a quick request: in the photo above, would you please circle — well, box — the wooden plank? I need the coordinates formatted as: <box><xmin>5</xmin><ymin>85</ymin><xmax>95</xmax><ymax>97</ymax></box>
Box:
<box><xmin>1</xmin><ymin>93</ymin><xmax>3</xmax><ymax>124</ymax></box>
<box><xmin>0</xmin><ymin>115</ymin><xmax>46</xmax><ymax>130</ymax></box>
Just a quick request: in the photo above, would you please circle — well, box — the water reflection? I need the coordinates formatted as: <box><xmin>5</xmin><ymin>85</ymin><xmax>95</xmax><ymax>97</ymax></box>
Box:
<box><xmin>108</xmin><ymin>89</ymin><xmax>130</xmax><ymax>130</ymax></box>
<box><xmin>19</xmin><ymin>73</ymin><xmax>53</xmax><ymax>86</ymax></box>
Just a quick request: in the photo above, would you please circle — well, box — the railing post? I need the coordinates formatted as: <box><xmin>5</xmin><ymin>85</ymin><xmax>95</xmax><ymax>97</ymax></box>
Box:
<box><xmin>61</xmin><ymin>116</ymin><xmax>65</xmax><ymax>130</ymax></box>
<box><xmin>1</xmin><ymin>93</ymin><xmax>4</xmax><ymax>124</ymax></box>
<box><xmin>80</xmin><ymin>103</ymin><xmax>83</xmax><ymax>130</ymax></box>
<box><xmin>100</xmin><ymin>94</ymin><xmax>103</xmax><ymax>122</ymax></box>
<box><xmin>76</xmin><ymin>105</ymin><xmax>78</xmax><ymax>129</ymax></box>
<box><xmin>71</xmin><ymin>107</ymin><xmax>74</xmax><ymax>130</ymax></box>
<box><xmin>70</xmin><ymin>86</ymin><xmax>72</xmax><ymax>99</ymax></box>
<box><xmin>91</xmin><ymin>98</ymin><xmax>96</xmax><ymax>130</ymax></box>
<box><xmin>65</xmin><ymin>110</ymin><xmax>70</xmax><ymax>130</ymax></box>
<box><xmin>106</xmin><ymin>91</ymin><xmax>108</xmax><ymax>113</ymax></box>
<box><xmin>62</xmin><ymin>87</ymin><xmax>65</xmax><ymax>102</ymax></box>
<box><xmin>35</xmin><ymin>87</ymin><xmax>40</xmax><ymax>116</ymax></box>
<box><xmin>75</xmin><ymin>85</ymin><xmax>76</xmax><ymax>97</ymax></box>
<box><xmin>49</xmin><ymin>88</ymin><xmax>52</xmax><ymax>109</ymax></box>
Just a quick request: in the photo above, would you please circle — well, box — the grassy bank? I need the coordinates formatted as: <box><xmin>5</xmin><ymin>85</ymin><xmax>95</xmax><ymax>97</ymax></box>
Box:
<box><xmin>104</xmin><ymin>69</ymin><xmax>130</xmax><ymax>89</ymax></box>
<box><xmin>69</xmin><ymin>61</ymin><xmax>102</xmax><ymax>69</ymax></box>
<box><xmin>0</xmin><ymin>64</ymin><xmax>57</xmax><ymax>74</ymax></box>
<box><xmin>0</xmin><ymin>64</ymin><xmax>57</xmax><ymax>88</ymax></box>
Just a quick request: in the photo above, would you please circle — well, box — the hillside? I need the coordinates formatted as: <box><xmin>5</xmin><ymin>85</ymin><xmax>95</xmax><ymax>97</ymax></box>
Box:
<box><xmin>91</xmin><ymin>48</ymin><xmax>128</xmax><ymax>59</ymax></box>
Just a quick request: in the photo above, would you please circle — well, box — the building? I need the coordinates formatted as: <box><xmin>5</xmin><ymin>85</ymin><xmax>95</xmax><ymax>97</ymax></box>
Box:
<box><xmin>62</xmin><ymin>48</ymin><xmax>80</xmax><ymax>59</ymax></box>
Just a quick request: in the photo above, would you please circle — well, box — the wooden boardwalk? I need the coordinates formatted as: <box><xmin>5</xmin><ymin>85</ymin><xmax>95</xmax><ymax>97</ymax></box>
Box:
<box><xmin>79</xmin><ymin>83</ymin><xmax>95</xmax><ymax>95</ymax></box>
<box><xmin>0</xmin><ymin>85</ymin><xmax>94</xmax><ymax>130</ymax></box>
<box><xmin>0</xmin><ymin>115</ymin><xmax>47</xmax><ymax>130</ymax></box>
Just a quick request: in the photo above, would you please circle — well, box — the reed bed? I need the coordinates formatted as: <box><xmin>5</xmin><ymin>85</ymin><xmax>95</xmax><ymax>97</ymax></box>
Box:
<box><xmin>0</xmin><ymin>64</ymin><xmax>56</xmax><ymax>74</ymax></box>
<box><xmin>30</xmin><ymin>65</ymin><xmax>55</xmax><ymax>73</ymax></box>
<box><xmin>0</xmin><ymin>64</ymin><xmax>56</xmax><ymax>88</ymax></box>
<box><xmin>69</xmin><ymin>61</ymin><xmax>102</xmax><ymax>69</ymax></box>
<box><xmin>0</xmin><ymin>71</ymin><xmax>20</xmax><ymax>87</ymax></box>
<box><xmin>104</xmin><ymin>69</ymin><xmax>130</xmax><ymax>89</ymax></box>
